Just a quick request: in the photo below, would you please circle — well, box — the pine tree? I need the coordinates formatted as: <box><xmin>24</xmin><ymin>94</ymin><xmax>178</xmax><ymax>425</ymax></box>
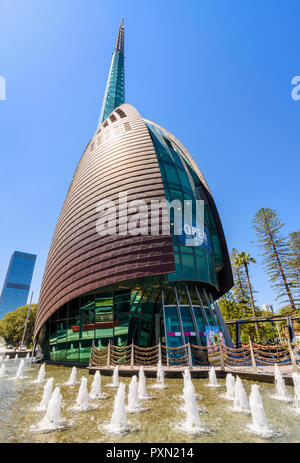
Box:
<box><xmin>252</xmin><ymin>208</ymin><xmax>297</xmax><ymax>312</ymax></box>
<box><xmin>288</xmin><ymin>230</ymin><xmax>300</xmax><ymax>305</ymax></box>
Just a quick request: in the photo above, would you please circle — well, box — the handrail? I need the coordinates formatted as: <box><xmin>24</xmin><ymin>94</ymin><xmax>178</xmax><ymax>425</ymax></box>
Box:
<box><xmin>89</xmin><ymin>340</ymin><xmax>300</xmax><ymax>369</ymax></box>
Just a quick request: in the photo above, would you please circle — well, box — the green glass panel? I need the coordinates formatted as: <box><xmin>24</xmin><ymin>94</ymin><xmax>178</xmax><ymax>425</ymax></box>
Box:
<box><xmin>164</xmin><ymin>305</ymin><xmax>182</xmax><ymax>348</ymax></box>
<box><xmin>66</xmin><ymin>341</ymin><xmax>79</xmax><ymax>363</ymax></box>
<box><xmin>79</xmin><ymin>339</ymin><xmax>93</xmax><ymax>363</ymax></box>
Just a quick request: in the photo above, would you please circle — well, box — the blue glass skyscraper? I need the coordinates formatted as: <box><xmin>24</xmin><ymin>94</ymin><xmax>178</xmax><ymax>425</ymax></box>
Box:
<box><xmin>0</xmin><ymin>251</ymin><xmax>36</xmax><ymax>319</ymax></box>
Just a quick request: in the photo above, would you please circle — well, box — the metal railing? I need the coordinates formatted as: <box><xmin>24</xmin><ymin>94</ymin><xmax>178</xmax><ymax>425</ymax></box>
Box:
<box><xmin>89</xmin><ymin>339</ymin><xmax>300</xmax><ymax>372</ymax></box>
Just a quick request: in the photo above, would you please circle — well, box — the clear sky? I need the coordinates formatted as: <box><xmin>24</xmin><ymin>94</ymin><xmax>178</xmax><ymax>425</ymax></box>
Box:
<box><xmin>0</xmin><ymin>0</ymin><xmax>299</xmax><ymax>313</ymax></box>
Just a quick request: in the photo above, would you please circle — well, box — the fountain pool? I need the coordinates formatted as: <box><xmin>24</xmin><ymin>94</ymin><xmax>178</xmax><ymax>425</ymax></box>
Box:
<box><xmin>0</xmin><ymin>362</ymin><xmax>299</xmax><ymax>442</ymax></box>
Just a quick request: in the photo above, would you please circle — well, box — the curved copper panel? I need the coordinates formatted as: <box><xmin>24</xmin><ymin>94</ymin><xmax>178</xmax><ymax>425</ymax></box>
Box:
<box><xmin>35</xmin><ymin>104</ymin><xmax>175</xmax><ymax>336</ymax></box>
<box><xmin>35</xmin><ymin>103</ymin><xmax>233</xmax><ymax>337</ymax></box>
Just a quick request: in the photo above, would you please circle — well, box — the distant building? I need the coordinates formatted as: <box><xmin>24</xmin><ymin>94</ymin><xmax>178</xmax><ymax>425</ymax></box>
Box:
<box><xmin>0</xmin><ymin>251</ymin><xmax>36</xmax><ymax>319</ymax></box>
<box><xmin>262</xmin><ymin>304</ymin><xmax>274</xmax><ymax>313</ymax></box>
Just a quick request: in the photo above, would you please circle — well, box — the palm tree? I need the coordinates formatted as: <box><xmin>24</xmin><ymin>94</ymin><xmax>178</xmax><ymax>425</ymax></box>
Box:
<box><xmin>233</xmin><ymin>251</ymin><xmax>259</xmax><ymax>340</ymax></box>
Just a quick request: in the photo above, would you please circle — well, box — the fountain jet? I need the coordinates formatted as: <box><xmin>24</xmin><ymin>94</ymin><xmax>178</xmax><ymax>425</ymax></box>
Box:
<box><xmin>156</xmin><ymin>363</ymin><xmax>165</xmax><ymax>388</ymax></box>
<box><xmin>0</xmin><ymin>363</ymin><xmax>6</xmax><ymax>377</ymax></box>
<box><xmin>292</xmin><ymin>372</ymin><xmax>300</xmax><ymax>413</ymax></box>
<box><xmin>178</xmin><ymin>381</ymin><xmax>206</xmax><ymax>434</ymax></box>
<box><xmin>233</xmin><ymin>376</ymin><xmax>250</xmax><ymax>413</ymax></box>
<box><xmin>16</xmin><ymin>359</ymin><xmax>25</xmax><ymax>379</ymax></box>
<box><xmin>224</xmin><ymin>373</ymin><xmax>235</xmax><ymax>400</ymax></box>
<box><xmin>90</xmin><ymin>370</ymin><xmax>106</xmax><ymax>399</ymax></box>
<box><xmin>105</xmin><ymin>383</ymin><xmax>129</xmax><ymax>433</ymax></box>
<box><xmin>272</xmin><ymin>364</ymin><xmax>290</xmax><ymax>401</ymax></box>
<box><xmin>138</xmin><ymin>366</ymin><xmax>149</xmax><ymax>399</ymax></box>
<box><xmin>248</xmin><ymin>384</ymin><xmax>273</xmax><ymax>437</ymax></box>
<box><xmin>66</xmin><ymin>366</ymin><xmax>77</xmax><ymax>385</ymax></box>
<box><xmin>38</xmin><ymin>377</ymin><xmax>54</xmax><ymax>411</ymax></box>
<box><xmin>38</xmin><ymin>386</ymin><xmax>63</xmax><ymax>430</ymax></box>
<box><xmin>36</xmin><ymin>363</ymin><xmax>46</xmax><ymax>383</ymax></box>
<box><xmin>75</xmin><ymin>377</ymin><xmax>90</xmax><ymax>411</ymax></box>
<box><xmin>127</xmin><ymin>375</ymin><xmax>142</xmax><ymax>412</ymax></box>
<box><xmin>112</xmin><ymin>365</ymin><xmax>119</xmax><ymax>387</ymax></box>
<box><xmin>207</xmin><ymin>366</ymin><xmax>220</xmax><ymax>387</ymax></box>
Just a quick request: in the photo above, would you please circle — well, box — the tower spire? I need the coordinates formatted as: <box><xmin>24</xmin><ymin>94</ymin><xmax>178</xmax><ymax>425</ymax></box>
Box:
<box><xmin>98</xmin><ymin>18</ymin><xmax>125</xmax><ymax>127</ymax></box>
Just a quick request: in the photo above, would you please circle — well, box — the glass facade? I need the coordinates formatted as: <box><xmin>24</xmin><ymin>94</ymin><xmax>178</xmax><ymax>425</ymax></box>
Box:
<box><xmin>42</xmin><ymin>282</ymin><xmax>231</xmax><ymax>364</ymax></box>
<box><xmin>99</xmin><ymin>51</ymin><xmax>125</xmax><ymax>124</ymax></box>
<box><xmin>0</xmin><ymin>251</ymin><xmax>36</xmax><ymax>319</ymax></box>
<box><xmin>146</xmin><ymin>122</ymin><xmax>222</xmax><ymax>288</ymax></box>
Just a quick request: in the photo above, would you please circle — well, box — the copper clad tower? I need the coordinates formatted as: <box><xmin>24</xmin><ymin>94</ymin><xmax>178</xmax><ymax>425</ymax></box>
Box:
<box><xmin>35</xmin><ymin>20</ymin><xmax>234</xmax><ymax>364</ymax></box>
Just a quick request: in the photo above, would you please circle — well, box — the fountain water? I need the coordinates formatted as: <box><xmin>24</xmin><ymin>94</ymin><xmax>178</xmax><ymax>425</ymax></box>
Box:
<box><xmin>224</xmin><ymin>373</ymin><xmax>235</xmax><ymax>400</ymax></box>
<box><xmin>66</xmin><ymin>367</ymin><xmax>77</xmax><ymax>385</ymax></box>
<box><xmin>112</xmin><ymin>365</ymin><xmax>119</xmax><ymax>387</ymax></box>
<box><xmin>38</xmin><ymin>387</ymin><xmax>63</xmax><ymax>431</ymax></box>
<box><xmin>179</xmin><ymin>381</ymin><xmax>206</xmax><ymax>434</ymax></box>
<box><xmin>90</xmin><ymin>371</ymin><xmax>106</xmax><ymax>399</ymax></box>
<box><xmin>36</xmin><ymin>363</ymin><xmax>46</xmax><ymax>383</ymax></box>
<box><xmin>5</xmin><ymin>355</ymin><xmax>9</xmax><ymax>361</ymax></box>
<box><xmin>207</xmin><ymin>366</ymin><xmax>220</xmax><ymax>387</ymax></box>
<box><xmin>272</xmin><ymin>364</ymin><xmax>290</xmax><ymax>401</ymax></box>
<box><xmin>25</xmin><ymin>352</ymin><xmax>30</xmax><ymax>363</ymax></box>
<box><xmin>156</xmin><ymin>363</ymin><xmax>165</xmax><ymax>388</ymax></box>
<box><xmin>183</xmin><ymin>369</ymin><xmax>191</xmax><ymax>391</ymax></box>
<box><xmin>38</xmin><ymin>377</ymin><xmax>54</xmax><ymax>411</ymax></box>
<box><xmin>181</xmin><ymin>368</ymin><xmax>195</xmax><ymax>400</ymax></box>
<box><xmin>127</xmin><ymin>376</ymin><xmax>143</xmax><ymax>412</ymax></box>
<box><xmin>233</xmin><ymin>376</ymin><xmax>250</xmax><ymax>413</ymax></box>
<box><xmin>16</xmin><ymin>359</ymin><xmax>25</xmax><ymax>379</ymax></box>
<box><xmin>138</xmin><ymin>366</ymin><xmax>149</xmax><ymax>400</ymax></box>
<box><xmin>152</xmin><ymin>363</ymin><xmax>166</xmax><ymax>389</ymax></box>
<box><xmin>104</xmin><ymin>383</ymin><xmax>129</xmax><ymax>433</ymax></box>
<box><xmin>248</xmin><ymin>384</ymin><xmax>273</xmax><ymax>437</ymax></box>
<box><xmin>292</xmin><ymin>372</ymin><xmax>300</xmax><ymax>413</ymax></box>
<box><xmin>0</xmin><ymin>363</ymin><xmax>6</xmax><ymax>377</ymax></box>
<box><xmin>75</xmin><ymin>377</ymin><xmax>91</xmax><ymax>411</ymax></box>
<box><xmin>14</xmin><ymin>354</ymin><xmax>18</xmax><ymax>362</ymax></box>
<box><xmin>107</xmin><ymin>365</ymin><xmax>119</xmax><ymax>387</ymax></box>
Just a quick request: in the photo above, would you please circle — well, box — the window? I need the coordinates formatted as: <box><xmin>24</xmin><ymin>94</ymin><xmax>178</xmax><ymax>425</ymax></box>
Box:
<box><xmin>109</xmin><ymin>114</ymin><xmax>117</xmax><ymax>123</ymax></box>
<box><xmin>90</xmin><ymin>142</ymin><xmax>95</xmax><ymax>152</ymax></box>
<box><xmin>103</xmin><ymin>120</ymin><xmax>109</xmax><ymax>128</ymax></box>
<box><xmin>97</xmin><ymin>136</ymin><xmax>102</xmax><ymax>146</ymax></box>
<box><xmin>124</xmin><ymin>122</ymin><xmax>132</xmax><ymax>132</ymax></box>
<box><xmin>116</xmin><ymin>108</ymin><xmax>127</xmax><ymax>118</ymax></box>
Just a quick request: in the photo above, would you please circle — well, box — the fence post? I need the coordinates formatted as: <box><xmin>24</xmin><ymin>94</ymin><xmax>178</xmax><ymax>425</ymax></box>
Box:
<box><xmin>219</xmin><ymin>343</ymin><xmax>225</xmax><ymax>371</ymax></box>
<box><xmin>130</xmin><ymin>339</ymin><xmax>134</xmax><ymax>369</ymax></box>
<box><xmin>166</xmin><ymin>346</ymin><xmax>169</xmax><ymax>367</ymax></box>
<box><xmin>188</xmin><ymin>342</ymin><xmax>193</xmax><ymax>370</ymax></box>
<box><xmin>107</xmin><ymin>340</ymin><xmax>111</xmax><ymax>368</ymax></box>
<box><xmin>287</xmin><ymin>340</ymin><xmax>298</xmax><ymax>373</ymax></box>
<box><xmin>249</xmin><ymin>337</ymin><xmax>258</xmax><ymax>373</ymax></box>
<box><xmin>158</xmin><ymin>340</ymin><xmax>162</xmax><ymax>366</ymax></box>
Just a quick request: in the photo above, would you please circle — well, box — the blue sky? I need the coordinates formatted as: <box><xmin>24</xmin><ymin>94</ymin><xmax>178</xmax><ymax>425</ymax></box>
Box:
<box><xmin>0</xmin><ymin>0</ymin><xmax>299</xmax><ymax>312</ymax></box>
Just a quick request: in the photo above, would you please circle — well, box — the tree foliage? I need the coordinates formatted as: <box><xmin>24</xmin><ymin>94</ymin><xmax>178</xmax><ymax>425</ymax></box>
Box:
<box><xmin>0</xmin><ymin>304</ymin><xmax>37</xmax><ymax>346</ymax></box>
<box><xmin>288</xmin><ymin>230</ymin><xmax>300</xmax><ymax>304</ymax></box>
<box><xmin>252</xmin><ymin>208</ymin><xmax>298</xmax><ymax>312</ymax></box>
<box><xmin>233</xmin><ymin>250</ymin><xmax>259</xmax><ymax>339</ymax></box>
